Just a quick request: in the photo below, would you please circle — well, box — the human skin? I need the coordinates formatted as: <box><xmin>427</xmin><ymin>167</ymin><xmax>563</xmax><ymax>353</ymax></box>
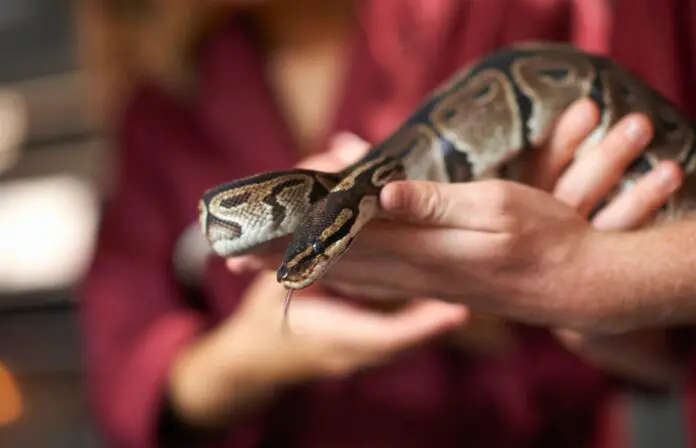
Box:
<box><xmin>171</xmin><ymin>99</ymin><xmax>686</xmax><ymax>430</ymax></box>
<box><xmin>228</xmin><ymin>99</ymin><xmax>687</xmax><ymax>333</ymax></box>
<box><xmin>226</xmin><ymin>99</ymin><xmax>688</xmax><ymax>387</ymax></box>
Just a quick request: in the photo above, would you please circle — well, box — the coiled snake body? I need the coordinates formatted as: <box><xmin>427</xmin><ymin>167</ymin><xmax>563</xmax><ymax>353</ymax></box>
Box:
<box><xmin>198</xmin><ymin>42</ymin><xmax>696</xmax><ymax>296</ymax></box>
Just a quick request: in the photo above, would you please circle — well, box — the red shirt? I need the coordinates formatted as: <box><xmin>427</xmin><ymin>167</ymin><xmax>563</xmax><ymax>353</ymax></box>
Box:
<box><xmin>78</xmin><ymin>1</ymin><xmax>696</xmax><ymax>447</ymax></box>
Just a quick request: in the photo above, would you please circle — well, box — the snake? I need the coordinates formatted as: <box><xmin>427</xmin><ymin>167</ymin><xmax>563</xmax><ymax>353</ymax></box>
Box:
<box><xmin>197</xmin><ymin>42</ymin><xmax>696</xmax><ymax>309</ymax></box>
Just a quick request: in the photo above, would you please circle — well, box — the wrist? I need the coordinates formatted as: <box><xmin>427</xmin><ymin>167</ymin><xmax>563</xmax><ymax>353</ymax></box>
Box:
<box><xmin>555</xmin><ymin>328</ymin><xmax>685</xmax><ymax>389</ymax></box>
<box><xmin>167</xmin><ymin>325</ymin><xmax>278</xmax><ymax>429</ymax></box>
<box><xmin>570</xmin><ymin>226</ymin><xmax>694</xmax><ymax>333</ymax></box>
<box><xmin>572</xmin><ymin>230</ymin><xmax>645</xmax><ymax>332</ymax></box>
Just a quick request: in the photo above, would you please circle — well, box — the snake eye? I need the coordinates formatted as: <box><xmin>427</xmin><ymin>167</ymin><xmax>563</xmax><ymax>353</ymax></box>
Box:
<box><xmin>312</xmin><ymin>240</ymin><xmax>326</xmax><ymax>254</ymax></box>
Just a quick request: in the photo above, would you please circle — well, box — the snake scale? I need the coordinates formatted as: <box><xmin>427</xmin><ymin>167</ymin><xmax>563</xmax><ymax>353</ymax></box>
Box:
<box><xmin>198</xmin><ymin>42</ymin><xmax>696</xmax><ymax>305</ymax></box>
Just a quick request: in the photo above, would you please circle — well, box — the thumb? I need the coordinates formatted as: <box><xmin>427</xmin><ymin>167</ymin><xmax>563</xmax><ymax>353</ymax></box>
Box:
<box><xmin>380</xmin><ymin>179</ymin><xmax>504</xmax><ymax>231</ymax></box>
<box><xmin>380</xmin><ymin>180</ymin><xmax>452</xmax><ymax>225</ymax></box>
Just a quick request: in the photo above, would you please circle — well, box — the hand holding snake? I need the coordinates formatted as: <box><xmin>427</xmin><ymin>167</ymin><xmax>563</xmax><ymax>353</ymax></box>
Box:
<box><xmin>226</xmin><ymin>98</ymin><xmax>682</xmax><ymax>317</ymax></box>
<box><xmin>224</xmin><ymin>100</ymin><xmax>684</xmax><ymax>386</ymax></box>
<box><xmin>201</xmin><ymin>43</ymin><xmax>696</xmax><ymax>334</ymax></box>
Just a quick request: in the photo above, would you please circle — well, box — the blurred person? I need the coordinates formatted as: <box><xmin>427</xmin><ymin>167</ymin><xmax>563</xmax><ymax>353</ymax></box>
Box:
<box><xmin>76</xmin><ymin>1</ymin><xmax>688</xmax><ymax>447</ymax></box>
<box><xmin>228</xmin><ymin>0</ymin><xmax>696</xmax><ymax>429</ymax></box>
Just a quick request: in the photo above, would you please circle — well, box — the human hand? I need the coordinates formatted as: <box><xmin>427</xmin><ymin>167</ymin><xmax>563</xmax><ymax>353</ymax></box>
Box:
<box><xmin>222</xmin><ymin>102</ymin><xmax>685</xmax><ymax>387</ymax></box>
<box><xmin>542</xmin><ymin>99</ymin><xmax>684</xmax><ymax>386</ymax></box>
<box><xmin>361</xmin><ymin>106</ymin><xmax>681</xmax><ymax>330</ymax></box>
<box><xmin>225</xmin><ymin>132</ymin><xmax>372</xmax><ymax>274</ymax></box>
<box><xmin>289</xmin><ymin>108</ymin><xmax>677</xmax><ymax>324</ymax></box>
<box><xmin>169</xmin><ymin>267</ymin><xmax>468</xmax><ymax>428</ymax></box>
<box><xmin>227</xmin><ymin>101</ymin><xmax>682</xmax><ymax>330</ymax></box>
<box><xmin>223</xmin><ymin>271</ymin><xmax>468</xmax><ymax>381</ymax></box>
<box><xmin>310</xmin><ymin>103</ymin><xmax>684</xmax><ymax>384</ymax></box>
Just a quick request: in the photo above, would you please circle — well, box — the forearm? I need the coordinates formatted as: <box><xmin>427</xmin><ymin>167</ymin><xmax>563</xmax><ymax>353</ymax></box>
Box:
<box><xmin>556</xmin><ymin>329</ymin><xmax>684</xmax><ymax>389</ymax></box>
<box><xmin>581</xmin><ymin>216</ymin><xmax>696</xmax><ymax>332</ymax></box>
<box><xmin>167</xmin><ymin>322</ymin><xmax>280</xmax><ymax>430</ymax></box>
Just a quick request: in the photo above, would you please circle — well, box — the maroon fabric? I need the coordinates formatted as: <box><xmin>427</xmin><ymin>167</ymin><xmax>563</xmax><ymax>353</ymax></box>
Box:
<box><xmin>78</xmin><ymin>1</ymin><xmax>696</xmax><ymax>447</ymax></box>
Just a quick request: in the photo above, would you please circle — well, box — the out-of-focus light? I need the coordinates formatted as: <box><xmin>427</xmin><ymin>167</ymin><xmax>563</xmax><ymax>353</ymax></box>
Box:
<box><xmin>0</xmin><ymin>89</ymin><xmax>27</xmax><ymax>175</ymax></box>
<box><xmin>0</xmin><ymin>175</ymin><xmax>98</xmax><ymax>292</ymax></box>
<box><xmin>0</xmin><ymin>361</ymin><xmax>22</xmax><ymax>426</ymax></box>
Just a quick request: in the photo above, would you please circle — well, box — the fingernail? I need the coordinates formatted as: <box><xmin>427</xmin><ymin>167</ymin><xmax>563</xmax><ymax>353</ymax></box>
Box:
<box><xmin>382</xmin><ymin>184</ymin><xmax>406</xmax><ymax>212</ymax></box>
<box><xmin>572</xmin><ymin>101</ymin><xmax>594</xmax><ymax>127</ymax></box>
<box><xmin>657</xmin><ymin>164</ymin><xmax>680</xmax><ymax>192</ymax></box>
<box><xmin>626</xmin><ymin>118</ymin><xmax>647</xmax><ymax>143</ymax></box>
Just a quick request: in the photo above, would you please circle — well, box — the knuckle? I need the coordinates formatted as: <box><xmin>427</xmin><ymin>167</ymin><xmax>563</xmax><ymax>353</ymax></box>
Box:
<box><xmin>482</xmin><ymin>180</ymin><xmax>520</xmax><ymax>229</ymax></box>
<box><xmin>322</xmin><ymin>356</ymin><xmax>355</xmax><ymax>377</ymax></box>
<box><xmin>416</xmin><ymin>182</ymin><xmax>446</xmax><ymax>222</ymax></box>
<box><xmin>496</xmin><ymin>213</ymin><xmax>522</xmax><ymax>236</ymax></box>
<box><xmin>555</xmin><ymin>330</ymin><xmax>588</xmax><ymax>351</ymax></box>
<box><xmin>492</xmin><ymin>231</ymin><xmax>518</xmax><ymax>253</ymax></box>
<box><xmin>552</xmin><ymin>178</ymin><xmax>579</xmax><ymax>207</ymax></box>
<box><xmin>484</xmin><ymin>180</ymin><xmax>513</xmax><ymax>211</ymax></box>
<box><xmin>576</xmin><ymin>197</ymin><xmax>600</xmax><ymax>218</ymax></box>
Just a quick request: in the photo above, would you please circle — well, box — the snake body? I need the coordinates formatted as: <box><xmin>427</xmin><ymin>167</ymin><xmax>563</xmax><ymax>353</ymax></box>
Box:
<box><xmin>199</xmin><ymin>42</ymin><xmax>696</xmax><ymax>291</ymax></box>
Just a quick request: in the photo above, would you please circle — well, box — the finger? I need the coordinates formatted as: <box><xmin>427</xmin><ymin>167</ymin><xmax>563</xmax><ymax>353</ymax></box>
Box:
<box><xmin>343</xmin><ymin>298</ymin><xmax>470</xmax><ymax>354</ymax></box>
<box><xmin>323</xmin><ymin>271</ymin><xmax>426</xmax><ymax>302</ymax></box>
<box><xmin>226</xmin><ymin>255</ymin><xmax>265</xmax><ymax>274</ymax></box>
<box><xmin>329</xmin><ymin>132</ymin><xmax>372</xmax><ymax>162</ymax></box>
<box><xmin>381</xmin><ymin>179</ymin><xmax>519</xmax><ymax>231</ymax></box>
<box><xmin>591</xmin><ymin>161</ymin><xmax>683</xmax><ymax>231</ymax></box>
<box><xmin>227</xmin><ymin>251</ymin><xmax>286</xmax><ymax>274</ymax></box>
<box><xmin>225</xmin><ymin>236</ymin><xmax>291</xmax><ymax>272</ymax></box>
<box><xmin>239</xmin><ymin>271</ymin><xmax>287</xmax><ymax>313</ymax></box>
<box><xmin>337</xmin><ymin>221</ymin><xmax>505</xmax><ymax>268</ymax></box>
<box><xmin>296</xmin><ymin>150</ymin><xmax>350</xmax><ymax>171</ymax></box>
<box><xmin>553</xmin><ymin>113</ymin><xmax>654</xmax><ymax>217</ymax></box>
<box><xmin>526</xmin><ymin>98</ymin><xmax>601</xmax><ymax>190</ymax></box>
<box><xmin>297</xmin><ymin>132</ymin><xmax>371</xmax><ymax>171</ymax></box>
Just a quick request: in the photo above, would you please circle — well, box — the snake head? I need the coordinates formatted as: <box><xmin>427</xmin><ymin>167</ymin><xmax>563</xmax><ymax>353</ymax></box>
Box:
<box><xmin>276</xmin><ymin>155</ymin><xmax>405</xmax><ymax>289</ymax></box>
<box><xmin>277</xmin><ymin>191</ymin><xmax>377</xmax><ymax>289</ymax></box>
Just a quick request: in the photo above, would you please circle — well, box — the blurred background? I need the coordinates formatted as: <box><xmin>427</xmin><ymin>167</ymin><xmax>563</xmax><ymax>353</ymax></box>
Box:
<box><xmin>0</xmin><ymin>1</ymin><xmax>689</xmax><ymax>447</ymax></box>
<box><xmin>0</xmin><ymin>0</ymin><xmax>106</xmax><ymax>446</ymax></box>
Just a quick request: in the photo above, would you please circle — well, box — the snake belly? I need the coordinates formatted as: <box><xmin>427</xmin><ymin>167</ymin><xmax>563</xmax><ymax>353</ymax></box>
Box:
<box><xmin>198</xmin><ymin>42</ymin><xmax>696</xmax><ymax>290</ymax></box>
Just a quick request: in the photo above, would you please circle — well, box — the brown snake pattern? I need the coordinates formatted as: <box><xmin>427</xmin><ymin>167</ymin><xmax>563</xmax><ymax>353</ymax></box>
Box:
<box><xmin>198</xmin><ymin>42</ymin><xmax>696</xmax><ymax>302</ymax></box>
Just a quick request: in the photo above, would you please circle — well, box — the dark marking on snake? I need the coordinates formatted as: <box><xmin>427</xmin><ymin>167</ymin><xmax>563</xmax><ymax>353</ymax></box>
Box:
<box><xmin>657</xmin><ymin>112</ymin><xmax>682</xmax><ymax>136</ymax></box>
<box><xmin>474</xmin><ymin>84</ymin><xmax>492</xmax><ymax>100</ymax></box>
<box><xmin>208</xmin><ymin>218</ymin><xmax>242</xmax><ymax>239</ymax></box>
<box><xmin>536</xmin><ymin>67</ymin><xmax>570</xmax><ymax>82</ymax></box>
<box><xmin>616</xmin><ymin>81</ymin><xmax>635</xmax><ymax>102</ymax></box>
<box><xmin>264</xmin><ymin>178</ymin><xmax>308</xmax><ymax>229</ymax></box>
<box><xmin>588</xmin><ymin>68</ymin><xmax>606</xmax><ymax>111</ymax></box>
<box><xmin>681</xmin><ymin>140</ymin><xmax>696</xmax><ymax>170</ymax></box>
<box><xmin>220</xmin><ymin>192</ymin><xmax>252</xmax><ymax>209</ymax></box>
<box><xmin>626</xmin><ymin>155</ymin><xmax>654</xmax><ymax>175</ymax></box>
<box><xmin>440</xmin><ymin>137</ymin><xmax>472</xmax><ymax>182</ymax></box>
<box><xmin>200</xmin><ymin>42</ymin><xmax>696</xmax><ymax>297</ymax></box>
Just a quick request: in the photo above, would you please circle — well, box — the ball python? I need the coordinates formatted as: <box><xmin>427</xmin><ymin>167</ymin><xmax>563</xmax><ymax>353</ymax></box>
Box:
<box><xmin>198</xmin><ymin>42</ymin><xmax>696</xmax><ymax>311</ymax></box>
